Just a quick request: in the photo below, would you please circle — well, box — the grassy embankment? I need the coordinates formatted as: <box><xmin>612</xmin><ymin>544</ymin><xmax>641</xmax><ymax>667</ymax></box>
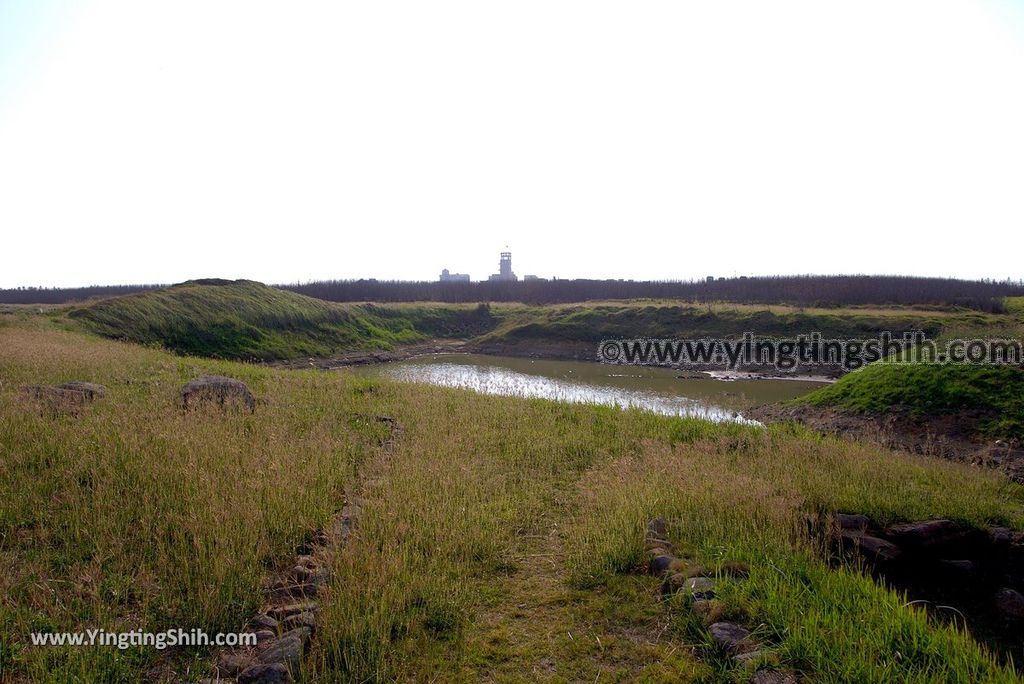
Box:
<box><xmin>797</xmin><ymin>364</ymin><xmax>1024</xmax><ymax>442</ymax></box>
<box><xmin>2</xmin><ymin>312</ymin><xmax>1024</xmax><ymax>682</ymax></box>
<box><xmin>66</xmin><ymin>279</ymin><xmax>495</xmax><ymax>361</ymax></box>
<box><xmin>793</xmin><ymin>297</ymin><xmax>1024</xmax><ymax>443</ymax></box>
<box><xmin>65</xmin><ymin>279</ymin><xmax>1021</xmax><ymax>364</ymax></box>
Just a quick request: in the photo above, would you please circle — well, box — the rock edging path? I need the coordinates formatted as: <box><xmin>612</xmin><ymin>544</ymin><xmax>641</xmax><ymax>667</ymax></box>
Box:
<box><xmin>644</xmin><ymin>518</ymin><xmax>800</xmax><ymax>684</ymax></box>
<box><xmin>204</xmin><ymin>414</ymin><xmax>402</xmax><ymax>684</ymax></box>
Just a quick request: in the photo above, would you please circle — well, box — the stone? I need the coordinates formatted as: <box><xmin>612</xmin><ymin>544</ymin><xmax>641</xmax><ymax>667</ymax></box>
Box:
<box><xmin>644</xmin><ymin>538</ymin><xmax>674</xmax><ymax>553</ymax></box>
<box><xmin>180</xmin><ymin>375</ymin><xmax>255</xmax><ymax>412</ymax></box>
<box><xmin>708</xmin><ymin>622</ymin><xmax>754</xmax><ymax>655</ymax></box>
<box><xmin>268</xmin><ymin>581</ymin><xmax>319</xmax><ymax>600</ymax></box>
<box><xmin>885</xmin><ymin>519</ymin><xmax>971</xmax><ymax>551</ymax></box>
<box><xmin>938</xmin><ymin>559</ymin><xmax>976</xmax><ymax>576</ymax></box>
<box><xmin>647</xmin><ymin>518</ymin><xmax>669</xmax><ymax>539</ymax></box>
<box><xmin>259</xmin><ymin>632</ymin><xmax>305</xmax><ymax>673</ymax></box>
<box><xmin>844</xmin><ymin>532</ymin><xmax>902</xmax><ymax>565</ymax></box>
<box><xmin>282</xmin><ymin>611</ymin><xmax>316</xmax><ymax>633</ymax></box>
<box><xmin>749</xmin><ymin>671</ymin><xmax>798</xmax><ymax>684</ymax></box>
<box><xmin>661</xmin><ymin>572</ymin><xmax>687</xmax><ymax>595</ymax></box>
<box><xmin>254</xmin><ymin>629</ymin><xmax>276</xmax><ymax>644</ymax></box>
<box><xmin>994</xmin><ymin>588</ymin><xmax>1024</xmax><ymax>620</ymax></box>
<box><xmin>20</xmin><ymin>385</ymin><xmax>89</xmax><ymax>414</ymax></box>
<box><xmin>267</xmin><ymin>602</ymin><xmax>319</xmax><ymax>620</ymax></box>
<box><xmin>691</xmin><ymin>599</ymin><xmax>715</xmax><ymax>617</ymax></box>
<box><xmin>283</xmin><ymin>626</ymin><xmax>312</xmax><ymax>644</ymax></box>
<box><xmin>251</xmin><ymin>614</ymin><xmax>279</xmax><ymax>631</ymax></box>
<box><xmin>56</xmin><ymin>381</ymin><xmax>106</xmax><ymax>399</ymax></box>
<box><xmin>238</xmin><ymin>663</ymin><xmax>291</xmax><ymax>684</ymax></box>
<box><xmin>217</xmin><ymin>652</ymin><xmax>253</xmax><ymax>676</ymax></box>
<box><xmin>334</xmin><ymin>518</ymin><xmax>353</xmax><ymax>541</ymax></box>
<box><xmin>649</xmin><ymin>554</ymin><xmax>675</xmax><ymax>575</ymax></box>
<box><xmin>989</xmin><ymin>527</ymin><xmax>1013</xmax><ymax>547</ymax></box>
<box><xmin>685</xmin><ymin>576</ymin><xmax>716</xmax><ymax>600</ymax></box>
<box><xmin>290</xmin><ymin>565</ymin><xmax>316</xmax><ymax>582</ymax></box>
<box><xmin>733</xmin><ymin>649</ymin><xmax>766</xmax><ymax>664</ymax></box>
<box><xmin>835</xmin><ymin>513</ymin><xmax>870</xmax><ymax>531</ymax></box>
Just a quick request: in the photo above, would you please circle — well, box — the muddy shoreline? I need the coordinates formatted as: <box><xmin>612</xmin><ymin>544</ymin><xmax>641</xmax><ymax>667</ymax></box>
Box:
<box><xmin>266</xmin><ymin>339</ymin><xmax>841</xmax><ymax>382</ymax></box>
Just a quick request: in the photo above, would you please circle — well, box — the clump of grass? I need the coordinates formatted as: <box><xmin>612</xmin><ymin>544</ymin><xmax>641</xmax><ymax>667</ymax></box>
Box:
<box><xmin>798</xmin><ymin>363</ymin><xmax>1024</xmax><ymax>441</ymax></box>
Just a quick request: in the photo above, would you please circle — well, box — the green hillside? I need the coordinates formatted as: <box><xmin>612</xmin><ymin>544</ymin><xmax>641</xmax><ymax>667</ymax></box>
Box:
<box><xmin>68</xmin><ymin>279</ymin><xmax>493</xmax><ymax>360</ymax></box>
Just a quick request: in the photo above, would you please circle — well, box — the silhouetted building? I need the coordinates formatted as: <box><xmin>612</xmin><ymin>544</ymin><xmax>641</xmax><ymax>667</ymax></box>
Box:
<box><xmin>439</xmin><ymin>268</ymin><xmax>470</xmax><ymax>283</ymax></box>
<box><xmin>488</xmin><ymin>251</ymin><xmax>517</xmax><ymax>282</ymax></box>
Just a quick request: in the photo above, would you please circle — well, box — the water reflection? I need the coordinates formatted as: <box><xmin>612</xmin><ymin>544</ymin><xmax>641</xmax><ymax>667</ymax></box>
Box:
<box><xmin>382</xmin><ymin>361</ymin><xmax>759</xmax><ymax>424</ymax></box>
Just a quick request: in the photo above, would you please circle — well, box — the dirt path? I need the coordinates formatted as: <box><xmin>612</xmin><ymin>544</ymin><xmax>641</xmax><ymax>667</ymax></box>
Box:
<box><xmin>454</xmin><ymin>490</ymin><xmax>702</xmax><ymax>682</ymax></box>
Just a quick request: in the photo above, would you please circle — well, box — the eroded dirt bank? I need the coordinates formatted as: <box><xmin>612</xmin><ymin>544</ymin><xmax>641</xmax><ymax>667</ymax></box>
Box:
<box><xmin>750</xmin><ymin>403</ymin><xmax>1024</xmax><ymax>482</ymax></box>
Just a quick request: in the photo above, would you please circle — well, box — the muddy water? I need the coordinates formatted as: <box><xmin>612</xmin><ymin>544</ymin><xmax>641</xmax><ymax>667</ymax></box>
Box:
<box><xmin>353</xmin><ymin>354</ymin><xmax>827</xmax><ymax>424</ymax></box>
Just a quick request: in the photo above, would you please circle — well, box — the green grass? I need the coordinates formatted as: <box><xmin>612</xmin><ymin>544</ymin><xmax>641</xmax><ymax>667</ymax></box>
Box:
<box><xmin>1005</xmin><ymin>297</ymin><xmax>1024</xmax><ymax>317</ymax></box>
<box><xmin>798</xmin><ymin>363</ymin><xmax>1024</xmax><ymax>441</ymax></box>
<box><xmin>3</xmin><ymin>316</ymin><xmax>1024</xmax><ymax>682</ymax></box>
<box><xmin>67</xmin><ymin>279</ymin><xmax>496</xmax><ymax>361</ymax></box>
<box><xmin>564</xmin><ymin>434</ymin><xmax>1024</xmax><ymax>682</ymax></box>
<box><xmin>478</xmin><ymin>302</ymin><xmax>953</xmax><ymax>345</ymax></box>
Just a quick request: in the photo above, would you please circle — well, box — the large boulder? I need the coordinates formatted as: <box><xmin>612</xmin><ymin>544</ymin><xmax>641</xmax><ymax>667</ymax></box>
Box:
<box><xmin>20</xmin><ymin>385</ymin><xmax>90</xmax><ymax>415</ymax></box>
<box><xmin>885</xmin><ymin>519</ymin><xmax>980</xmax><ymax>555</ymax></box>
<box><xmin>56</xmin><ymin>381</ymin><xmax>106</xmax><ymax>399</ymax></box>
<box><xmin>837</xmin><ymin>530</ymin><xmax>902</xmax><ymax>565</ymax></box>
<box><xmin>834</xmin><ymin>513</ymin><xmax>870</xmax><ymax>532</ymax></box>
<box><xmin>180</xmin><ymin>376</ymin><xmax>255</xmax><ymax>412</ymax></box>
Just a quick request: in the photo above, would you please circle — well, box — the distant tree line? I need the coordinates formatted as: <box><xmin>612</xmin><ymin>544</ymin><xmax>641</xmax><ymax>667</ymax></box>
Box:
<box><xmin>0</xmin><ymin>284</ymin><xmax>164</xmax><ymax>305</ymax></box>
<box><xmin>3</xmin><ymin>276</ymin><xmax>1022</xmax><ymax>312</ymax></box>
<box><xmin>282</xmin><ymin>275</ymin><xmax>1023</xmax><ymax>313</ymax></box>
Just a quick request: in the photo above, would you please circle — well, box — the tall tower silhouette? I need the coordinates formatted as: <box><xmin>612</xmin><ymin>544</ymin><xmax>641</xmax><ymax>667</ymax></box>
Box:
<box><xmin>489</xmin><ymin>248</ymin><xmax>518</xmax><ymax>281</ymax></box>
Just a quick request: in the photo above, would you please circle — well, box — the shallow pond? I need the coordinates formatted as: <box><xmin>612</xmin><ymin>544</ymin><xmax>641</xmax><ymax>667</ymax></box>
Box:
<box><xmin>353</xmin><ymin>354</ymin><xmax>827</xmax><ymax>424</ymax></box>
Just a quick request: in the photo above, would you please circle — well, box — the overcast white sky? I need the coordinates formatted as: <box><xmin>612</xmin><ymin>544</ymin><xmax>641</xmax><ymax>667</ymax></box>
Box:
<box><xmin>1</xmin><ymin>1</ymin><xmax>1023</xmax><ymax>288</ymax></box>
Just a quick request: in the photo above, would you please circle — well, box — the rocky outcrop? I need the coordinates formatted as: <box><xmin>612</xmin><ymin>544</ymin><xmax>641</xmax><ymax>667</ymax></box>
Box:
<box><xmin>825</xmin><ymin>512</ymin><xmax>1024</xmax><ymax>654</ymax></box>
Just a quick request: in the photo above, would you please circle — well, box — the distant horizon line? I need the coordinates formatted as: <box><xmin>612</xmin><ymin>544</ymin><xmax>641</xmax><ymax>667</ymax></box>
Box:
<box><xmin>3</xmin><ymin>273</ymin><xmax>1024</xmax><ymax>291</ymax></box>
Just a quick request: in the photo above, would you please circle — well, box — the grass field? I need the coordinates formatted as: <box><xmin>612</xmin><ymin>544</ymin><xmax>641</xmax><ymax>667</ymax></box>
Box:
<box><xmin>3</xmin><ymin>313</ymin><xmax>1024</xmax><ymax>682</ymax></box>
